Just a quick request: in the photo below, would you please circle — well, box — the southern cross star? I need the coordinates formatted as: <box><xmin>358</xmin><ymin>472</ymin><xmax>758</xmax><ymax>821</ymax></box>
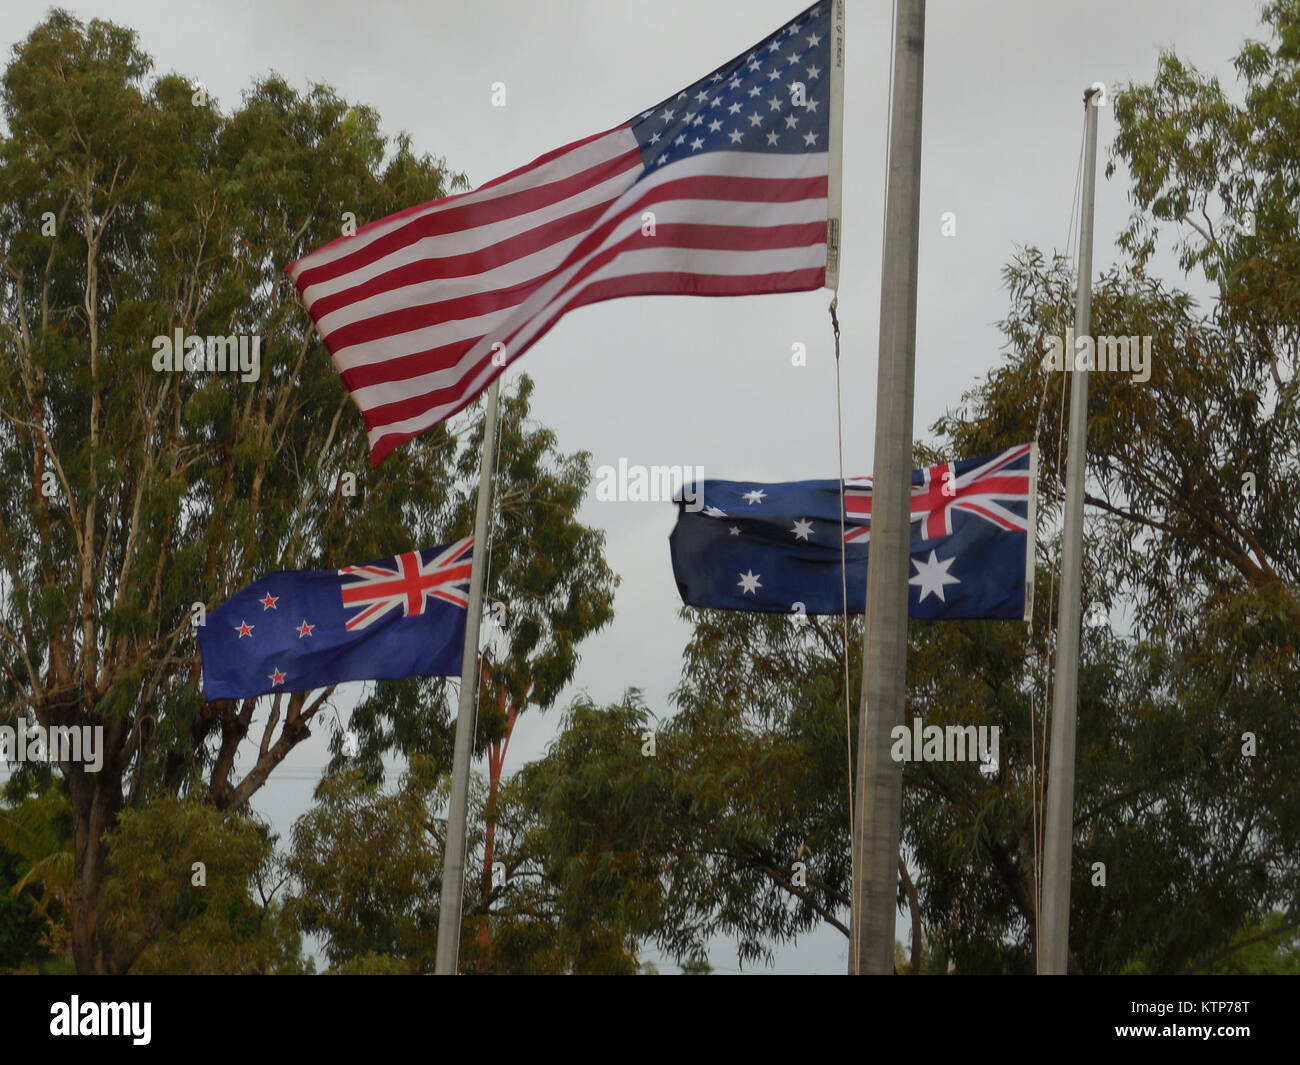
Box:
<box><xmin>909</xmin><ymin>550</ymin><xmax>961</xmax><ymax>603</ymax></box>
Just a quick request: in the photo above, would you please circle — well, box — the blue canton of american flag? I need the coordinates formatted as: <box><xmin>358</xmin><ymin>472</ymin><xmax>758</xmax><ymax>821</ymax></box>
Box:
<box><xmin>668</xmin><ymin>446</ymin><xmax>1038</xmax><ymax>620</ymax></box>
<box><xmin>287</xmin><ymin>2</ymin><xmax>842</xmax><ymax>466</ymax></box>
<box><xmin>629</xmin><ymin>6</ymin><xmax>832</xmax><ymax>165</ymax></box>
<box><xmin>198</xmin><ymin>538</ymin><xmax>473</xmax><ymax>701</ymax></box>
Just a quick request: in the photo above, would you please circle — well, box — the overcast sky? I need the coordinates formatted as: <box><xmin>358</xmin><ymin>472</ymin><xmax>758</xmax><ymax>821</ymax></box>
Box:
<box><xmin>1</xmin><ymin>0</ymin><xmax>1266</xmax><ymax>973</ymax></box>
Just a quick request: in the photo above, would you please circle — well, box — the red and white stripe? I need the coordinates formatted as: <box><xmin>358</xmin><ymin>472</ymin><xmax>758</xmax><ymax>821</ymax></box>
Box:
<box><xmin>288</xmin><ymin>125</ymin><xmax>828</xmax><ymax>464</ymax></box>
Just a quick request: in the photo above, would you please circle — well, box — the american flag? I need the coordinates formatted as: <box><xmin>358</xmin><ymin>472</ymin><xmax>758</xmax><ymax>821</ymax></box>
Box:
<box><xmin>842</xmin><ymin>444</ymin><xmax>1034</xmax><ymax>544</ymax></box>
<box><xmin>286</xmin><ymin>2</ymin><xmax>844</xmax><ymax>465</ymax></box>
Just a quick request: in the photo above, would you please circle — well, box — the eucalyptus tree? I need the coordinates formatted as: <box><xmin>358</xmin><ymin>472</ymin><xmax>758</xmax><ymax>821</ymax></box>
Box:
<box><xmin>0</xmin><ymin>11</ymin><xmax>615</xmax><ymax>972</ymax></box>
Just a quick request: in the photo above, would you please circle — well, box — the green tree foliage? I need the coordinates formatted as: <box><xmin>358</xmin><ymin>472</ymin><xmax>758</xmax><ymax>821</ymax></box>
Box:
<box><xmin>0</xmin><ymin>11</ymin><xmax>615</xmax><ymax>973</ymax></box>
<box><xmin>0</xmin><ymin>786</ymin><xmax>73</xmax><ymax>929</ymax></box>
<box><xmin>567</xmin><ymin>575</ymin><xmax>1291</xmax><ymax>971</ymax></box>
<box><xmin>289</xmin><ymin>703</ymin><xmax>651</xmax><ymax>975</ymax></box>
<box><xmin>286</xmin><ymin>756</ymin><xmax>448</xmax><ymax>973</ymax></box>
<box><xmin>0</xmin><ymin>786</ymin><xmax>71</xmax><ymax>970</ymax></box>
<box><xmin>0</xmin><ymin>839</ymin><xmax>53</xmax><ymax>971</ymax></box>
<box><xmin>484</xmin><ymin>692</ymin><xmax>669</xmax><ymax>973</ymax></box>
<box><xmin>99</xmin><ymin>795</ymin><xmax>306</xmax><ymax>973</ymax></box>
<box><xmin>663</xmin><ymin>614</ymin><xmax>855</xmax><ymax>964</ymax></box>
<box><xmin>1189</xmin><ymin>912</ymin><xmax>1300</xmax><ymax>974</ymax></box>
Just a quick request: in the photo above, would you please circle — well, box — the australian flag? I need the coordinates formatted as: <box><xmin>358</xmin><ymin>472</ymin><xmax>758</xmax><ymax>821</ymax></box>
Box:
<box><xmin>198</xmin><ymin>538</ymin><xmax>473</xmax><ymax>700</ymax></box>
<box><xmin>670</xmin><ymin>445</ymin><xmax>1037</xmax><ymax>620</ymax></box>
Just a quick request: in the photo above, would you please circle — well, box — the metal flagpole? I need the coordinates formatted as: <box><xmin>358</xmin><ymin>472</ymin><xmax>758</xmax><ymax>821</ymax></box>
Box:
<box><xmin>435</xmin><ymin>376</ymin><xmax>502</xmax><ymax>974</ymax></box>
<box><xmin>1039</xmin><ymin>86</ymin><xmax>1101</xmax><ymax>975</ymax></box>
<box><xmin>850</xmin><ymin>0</ymin><xmax>925</xmax><ymax>975</ymax></box>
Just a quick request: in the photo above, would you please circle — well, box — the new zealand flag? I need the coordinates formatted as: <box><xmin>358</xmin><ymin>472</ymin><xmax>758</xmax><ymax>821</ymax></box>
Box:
<box><xmin>198</xmin><ymin>538</ymin><xmax>473</xmax><ymax>700</ymax></box>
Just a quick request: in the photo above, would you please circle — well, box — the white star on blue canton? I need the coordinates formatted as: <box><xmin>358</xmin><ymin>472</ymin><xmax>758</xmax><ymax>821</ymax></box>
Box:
<box><xmin>626</xmin><ymin>4</ymin><xmax>830</xmax><ymax>164</ymax></box>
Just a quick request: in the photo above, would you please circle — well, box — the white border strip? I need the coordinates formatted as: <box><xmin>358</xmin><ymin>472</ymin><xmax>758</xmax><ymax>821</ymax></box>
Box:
<box><xmin>825</xmin><ymin>0</ymin><xmax>846</xmax><ymax>290</ymax></box>
<box><xmin>1024</xmin><ymin>441</ymin><xmax>1040</xmax><ymax>622</ymax></box>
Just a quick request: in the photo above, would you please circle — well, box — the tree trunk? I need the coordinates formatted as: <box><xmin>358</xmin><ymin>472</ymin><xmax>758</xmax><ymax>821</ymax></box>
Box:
<box><xmin>65</xmin><ymin>714</ymin><xmax>124</xmax><ymax>975</ymax></box>
<box><xmin>69</xmin><ymin>783</ymin><xmax>117</xmax><ymax>973</ymax></box>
